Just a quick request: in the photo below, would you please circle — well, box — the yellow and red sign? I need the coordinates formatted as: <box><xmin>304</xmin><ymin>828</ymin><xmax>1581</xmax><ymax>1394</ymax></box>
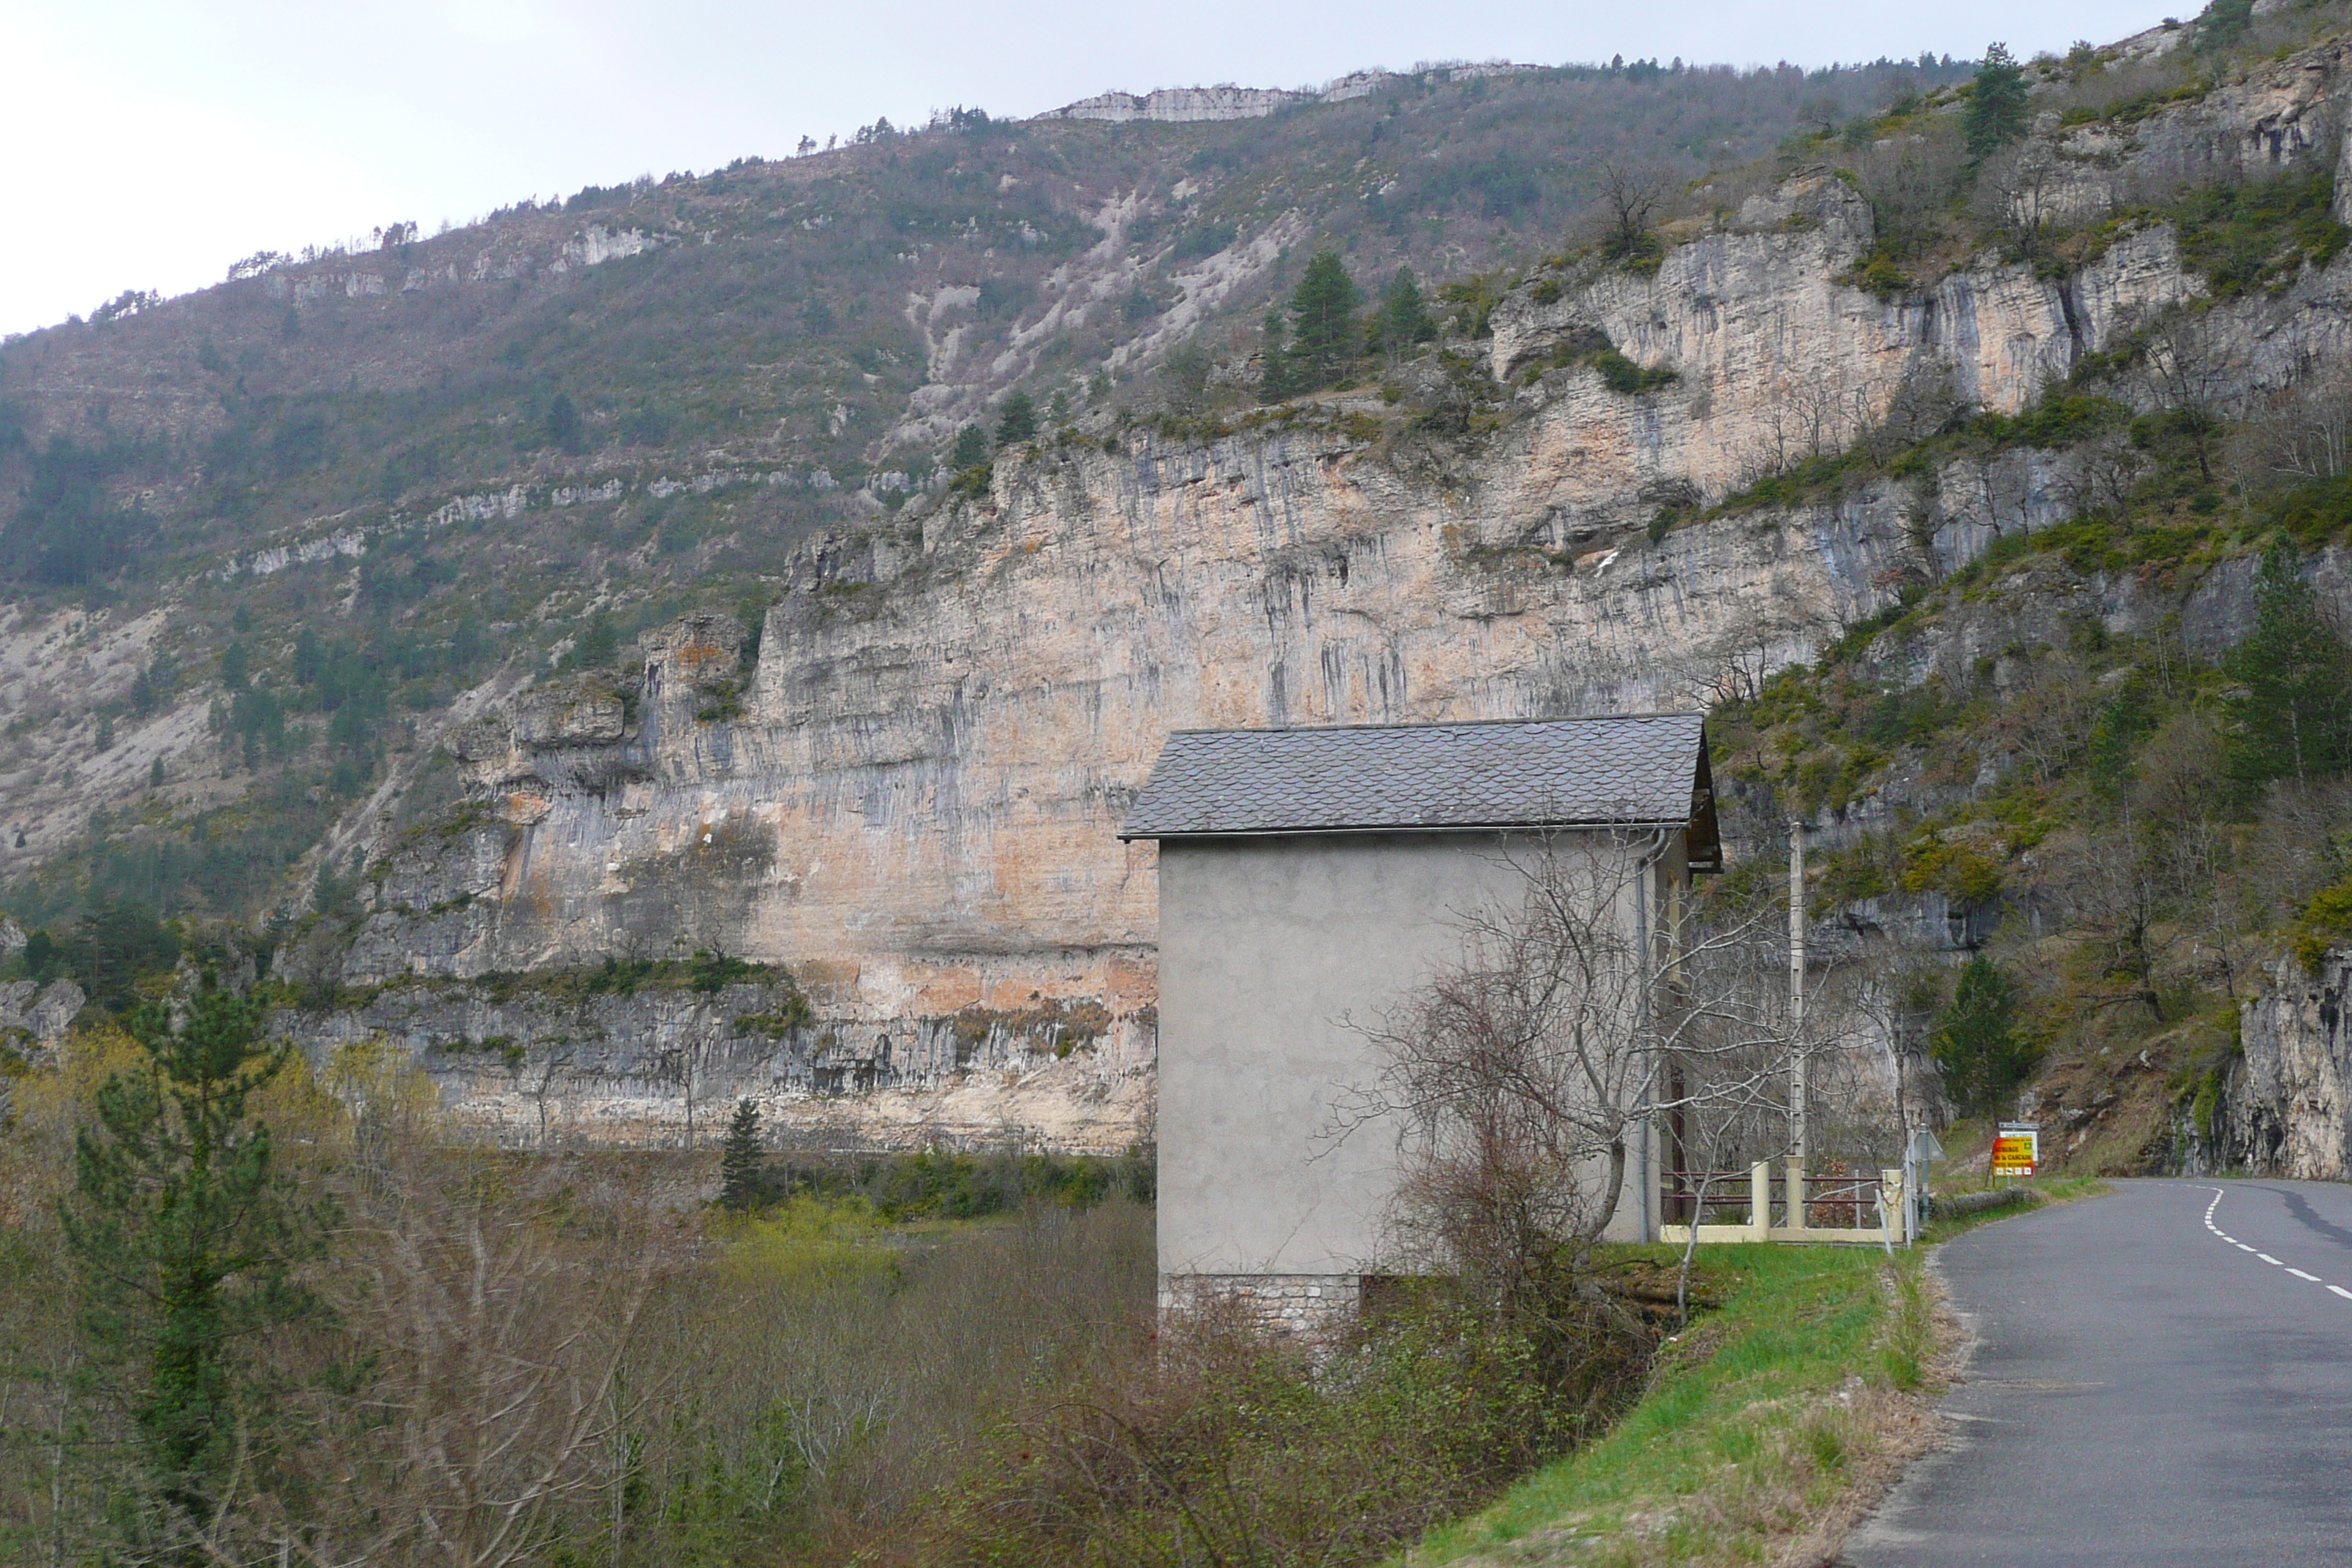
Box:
<box><xmin>1991</xmin><ymin>1123</ymin><xmax>2039</xmax><ymax>1178</ymax></box>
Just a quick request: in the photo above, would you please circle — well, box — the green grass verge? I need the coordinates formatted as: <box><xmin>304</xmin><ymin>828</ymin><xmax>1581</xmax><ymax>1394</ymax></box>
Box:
<box><xmin>1401</xmin><ymin>1180</ymin><xmax>2108</xmax><ymax>1567</ymax></box>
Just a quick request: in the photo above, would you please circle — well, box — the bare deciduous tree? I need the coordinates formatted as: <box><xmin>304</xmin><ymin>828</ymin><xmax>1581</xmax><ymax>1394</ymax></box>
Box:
<box><xmin>249</xmin><ymin>1148</ymin><xmax>677</xmax><ymax>1568</ymax></box>
<box><xmin>1972</xmin><ymin>143</ymin><xmax>2065</xmax><ymax>259</ymax></box>
<box><xmin>1345</xmin><ymin>834</ymin><xmax>1823</xmax><ymax>1302</ymax></box>
<box><xmin>2059</xmin><ymin>433</ymin><xmax>2146</xmax><ymax>522</ymax></box>
<box><xmin>2263</xmin><ymin>368</ymin><xmax>2352</xmax><ymax>483</ymax></box>
<box><xmin>1852</xmin><ymin>124</ymin><xmax>1968</xmax><ymax>257</ymax></box>
<box><xmin>1592</xmin><ymin>161</ymin><xmax>1666</xmax><ymax>256</ymax></box>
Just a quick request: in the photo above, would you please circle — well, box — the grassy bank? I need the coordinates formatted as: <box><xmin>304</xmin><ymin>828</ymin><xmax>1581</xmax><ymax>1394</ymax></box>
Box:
<box><xmin>1403</xmin><ymin>1180</ymin><xmax>2105</xmax><ymax>1567</ymax></box>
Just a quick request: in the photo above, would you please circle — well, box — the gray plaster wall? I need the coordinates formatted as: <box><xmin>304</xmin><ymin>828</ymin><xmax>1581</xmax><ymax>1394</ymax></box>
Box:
<box><xmin>1155</xmin><ymin>830</ymin><xmax>1666</xmax><ymax>1286</ymax></box>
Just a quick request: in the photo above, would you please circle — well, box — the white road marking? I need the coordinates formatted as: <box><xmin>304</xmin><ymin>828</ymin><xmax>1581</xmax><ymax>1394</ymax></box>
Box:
<box><xmin>2206</xmin><ymin>1188</ymin><xmax>2350</xmax><ymax>1299</ymax></box>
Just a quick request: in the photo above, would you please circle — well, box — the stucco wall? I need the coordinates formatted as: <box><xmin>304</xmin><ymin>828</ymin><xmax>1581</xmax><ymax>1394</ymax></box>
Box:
<box><xmin>1155</xmin><ymin>830</ymin><xmax>1667</xmax><ymax>1285</ymax></box>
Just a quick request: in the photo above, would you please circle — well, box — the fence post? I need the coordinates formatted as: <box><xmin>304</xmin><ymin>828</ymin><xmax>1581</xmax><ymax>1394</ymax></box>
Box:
<box><xmin>1882</xmin><ymin>1168</ymin><xmax>1905</xmax><ymax>1245</ymax></box>
<box><xmin>1785</xmin><ymin>1157</ymin><xmax>1807</xmax><ymax>1234</ymax></box>
<box><xmin>1749</xmin><ymin>1160</ymin><xmax>1771</xmax><ymax>1243</ymax></box>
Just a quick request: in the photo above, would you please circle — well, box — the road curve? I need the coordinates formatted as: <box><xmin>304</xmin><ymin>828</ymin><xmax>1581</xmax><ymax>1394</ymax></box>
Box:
<box><xmin>1844</xmin><ymin>1178</ymin><xmax>2352</xmax><ymax>1567</ymax></box>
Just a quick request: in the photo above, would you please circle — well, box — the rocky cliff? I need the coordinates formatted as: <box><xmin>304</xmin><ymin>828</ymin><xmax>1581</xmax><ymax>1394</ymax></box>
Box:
<box><xmin>312</xmin><ymin>41</ymin><xmax>2352</xmax><ymax>1147</ymax></box>
<box><xmin>2221</xmin><ymin>954</ymin><xmax>2352</xmax><ymax>1177</ymax></box>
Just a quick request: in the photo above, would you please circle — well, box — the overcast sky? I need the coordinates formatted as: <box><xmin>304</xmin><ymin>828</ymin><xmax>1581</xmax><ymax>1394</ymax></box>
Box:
<box><xmin>2</xmin><ymin>0</ymin><xmax>2170</xmax><ymax>341</ymax></box>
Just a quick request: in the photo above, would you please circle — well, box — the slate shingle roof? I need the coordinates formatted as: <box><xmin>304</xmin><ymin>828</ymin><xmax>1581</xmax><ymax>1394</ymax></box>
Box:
<box><xmin>1119</xmin><ymin>714</ymin><xmax>1714</xmax><ymax>847</ymax></box>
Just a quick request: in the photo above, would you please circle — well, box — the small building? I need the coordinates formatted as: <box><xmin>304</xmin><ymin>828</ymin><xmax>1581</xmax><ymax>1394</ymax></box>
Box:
<box><xmin>1120</xmin><ymin>713</ymin><xmax>1719</xmax><ymax>1332</ymax></box>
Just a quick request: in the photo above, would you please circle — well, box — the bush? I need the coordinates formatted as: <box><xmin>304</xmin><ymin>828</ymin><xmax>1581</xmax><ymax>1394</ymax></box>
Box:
<box><xmin>1169</xmin><ymin>219</ymin><xmax>1237</xmax><ymax>260</ymax></box>
<box><xmin>747</xmin><ymin>1147</ymin><xmax>1153</xmax><ymax>1219</ymax></box>
<box><xmin>1590</xmin><ymin>348</ymin><xmax>1678</xmax><ymax>395</ymax></box>
<box><xmin>1973</xmin><ymin>393</ymin><xmax>2130</xmax><ymax>449</ymax></box>
<box><xmin>915</xmin><ymin>1275</ymin><xmax>1650</xmax><ymax>1568</ymax></box>
<box><xmin>2170</xmin><ymin>168</ymin><xmax>2348</xmax><ymax>298</ymax></box>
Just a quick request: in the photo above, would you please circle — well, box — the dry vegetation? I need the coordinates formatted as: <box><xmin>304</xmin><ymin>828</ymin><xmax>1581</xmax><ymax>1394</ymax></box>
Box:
<box><xmin>0</xmin><ymin>998</ymin><xmax>1673</xmax><ymax>1568</ymax></box>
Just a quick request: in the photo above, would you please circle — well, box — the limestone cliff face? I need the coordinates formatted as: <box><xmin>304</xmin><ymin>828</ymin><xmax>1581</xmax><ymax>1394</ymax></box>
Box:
<box><xmin>324</xmin><ymin>64</ymin><xmax>2352</xmax><ymax>1147</ymax></box>
<box><xmin>2225</xmin><ymin>954</ymin><xmax>2352</xmax><ymax>1180</ymax></box>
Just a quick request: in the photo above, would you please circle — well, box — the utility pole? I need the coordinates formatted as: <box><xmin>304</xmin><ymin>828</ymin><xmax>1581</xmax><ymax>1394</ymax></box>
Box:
<box><xmin>1787</xmin><ymin>818</ymin><xmax>1807</xmax><ymax>1231</ymax></box>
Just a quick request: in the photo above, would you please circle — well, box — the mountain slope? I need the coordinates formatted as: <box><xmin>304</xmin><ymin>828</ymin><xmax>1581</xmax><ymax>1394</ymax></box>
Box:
<box><xmin>12</xmin><ymin>6</ymin><xmax>2352</xmax><ymax>1154</ymax></box>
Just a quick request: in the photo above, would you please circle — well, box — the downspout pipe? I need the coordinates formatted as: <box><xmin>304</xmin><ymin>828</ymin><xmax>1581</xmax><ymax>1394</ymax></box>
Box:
<box><xmin>1632</xmin><ymin>826</ymin><xmax>1675</xmax><ymax>1243</ymax></box>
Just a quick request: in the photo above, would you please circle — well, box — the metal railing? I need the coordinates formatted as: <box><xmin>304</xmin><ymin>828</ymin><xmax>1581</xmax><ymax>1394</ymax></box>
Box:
<box><xmin>1802</xmin><ymin>1170</ymin><xmax>1885</xmax><ymax>1230</ymax></box>
<box><xmin>1659</xmin><ymin>1161</ymin><xmax>1910</xmax><ymax>1246</ymax></box>
<box><xmin>1662</xmin><ymin>1171</ymin><xmax>1760</xmax><ymax>1225</ymax></box>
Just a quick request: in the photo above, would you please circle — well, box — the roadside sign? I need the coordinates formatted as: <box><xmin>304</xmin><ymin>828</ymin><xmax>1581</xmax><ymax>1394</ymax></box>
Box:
<box><xmin>1992</xmin><ymin>1122</ymin><xmax>2039</xmax><ymax>1177</ymax></box>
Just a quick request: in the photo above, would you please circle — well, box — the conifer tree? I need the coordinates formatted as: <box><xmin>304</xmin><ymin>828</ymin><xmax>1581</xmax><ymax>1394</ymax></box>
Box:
<box><xmin>1369</xmin><ymin>266</ymin><xmax>1437</xmax><ymax>358</ymax></box>
<box><xmin>1963</xmin><ymin>43</ymin><xmax>2029</xmax><ymax>157</ymax></box>
<box><xmin>1284</xmin><ymin>250</ymin><xmax>1364</xmax><ymax>391</ymax></box>
<box><xmin>949</xmin><ymin>423</ymin><xmax>990</xmax><ymax>471</ymax></box>
<box><xmin>64</xmin><ymin>976</ymin><xmax>329</xmax><ymax>1525</ymax></box>
<box><xmin>2224</xmin><ymin>535</ymin><xmax>2352</xmax><ymax>784</ymax></box>
<box><xmin>719</xmin><ymin>1097</ymin><xmax>765</xmax><ymax>1211</ymax></box>
<box><xmin>994</xmin><ymin>389</ymin><xmax>1039</xmax><ymax>447</ymax></box>
<box><xmin>573</xmin><ymin>611</ymin><xmax>618</xmax><ymax>669</ymax></box>
<box><xmin>1930</xmin><ymin>955</ymin><xmax>2030</xmax><ymax>1115</ymax></box>
<box><xmin>546</xmin><ymin>391</ymin><xmax>587</xmax><ymax>454</ymax></box>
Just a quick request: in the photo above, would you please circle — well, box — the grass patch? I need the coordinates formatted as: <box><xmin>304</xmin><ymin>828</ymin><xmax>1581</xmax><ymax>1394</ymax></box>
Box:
<box><xmin>1403</xmin><ymin>1182</ymin><xmax>2106</xmax><ymax>1567</ymax></box>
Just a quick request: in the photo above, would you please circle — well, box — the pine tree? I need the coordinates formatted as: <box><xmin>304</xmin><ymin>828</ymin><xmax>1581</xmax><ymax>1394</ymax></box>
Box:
<box><xmin>1369</xmin><ymin>266</ymin><xmax>1436</xmax><ymax>358</ymax></box>
<box><xmin>1963</xmin><ymin>43</ymin><xmax>2029</xmax><ymax>158</ymax></box>
<box><xmin>2224</xmin><ymin>535</ymin><xmax>2352</xmax><ymax>784</ymax></box>
<box><xmin>1929</xmin><ymin>955</ymin><xmax>2031</xmax><ymax>1115</ymax></box>
<box><xmin>573</xmin><ymin>612</ymin><xmax>618</xmax><ymax>669</ymax></box>
<box><xmin>546</xmin><ymin>391</ymin><xmax>586</xmax><ymax>454</ymax></box>
<box><xmin>949</xmin><ymin>423</ymin><xmax>990</xmax><ymax>471</ymax></box>
<box><xmin>995</xmin><ymin>389</ymin><xmax>1039</xmax><ymax>447</ymax></box>
<box><xmin>719</xmin><ymin>1097</ymin><xmax>765</xmax><ymax>1211</ymax></box>
<box><xmin>63</xmin><ymin>977</ymin><xmax>330</xmax><ymax>1523</ymax></box>
<box><xmin>1285</xmin><ymin>250</ymin><xmax>1364</xmax><ymax>391</ymax></box>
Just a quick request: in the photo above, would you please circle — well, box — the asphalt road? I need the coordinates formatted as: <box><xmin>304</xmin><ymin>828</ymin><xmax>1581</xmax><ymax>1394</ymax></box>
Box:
<box><xmin>1844</xmin><ymin>1178</ymin><xmax>2352</xmax><ymax>1567</ymax></box>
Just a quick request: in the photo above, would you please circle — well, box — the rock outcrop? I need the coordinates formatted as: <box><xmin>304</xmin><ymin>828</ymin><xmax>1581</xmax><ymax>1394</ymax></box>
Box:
<box><xmin>2224</xmin><ymin>954</ymin><xmax>2352</xmax><ymax>1178</ymax></box>
<box><xmin>308</xmin><ymin>53</ymin><xmax>2352</xmax><ymax>1150</ymax></box>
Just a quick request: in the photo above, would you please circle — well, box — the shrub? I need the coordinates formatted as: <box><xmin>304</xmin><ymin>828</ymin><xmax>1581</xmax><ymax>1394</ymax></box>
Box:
<box><xmin>2170</xmin><ymin>169</ymin><xmax>2348</xmax><ymax>298</ymax></box>
<box><xmin>747</xmin><ymin>1147</ymin><xmax>1153</xmax><ymax>1220</ymax></box>
<box><xmin>1591</xmin><ymin>348</ymin><xmax>1678</xmax><ymax>394</ymax></box>
<box><xmin>916</xmin><ymin>1276</ymin><xmax>1649</xmax><ymax>1568</ymax></box>
<box><xmin>1169</xmin><ymin>219</ymin><xmax>1237</xmax><ymax>260</ymax></box>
